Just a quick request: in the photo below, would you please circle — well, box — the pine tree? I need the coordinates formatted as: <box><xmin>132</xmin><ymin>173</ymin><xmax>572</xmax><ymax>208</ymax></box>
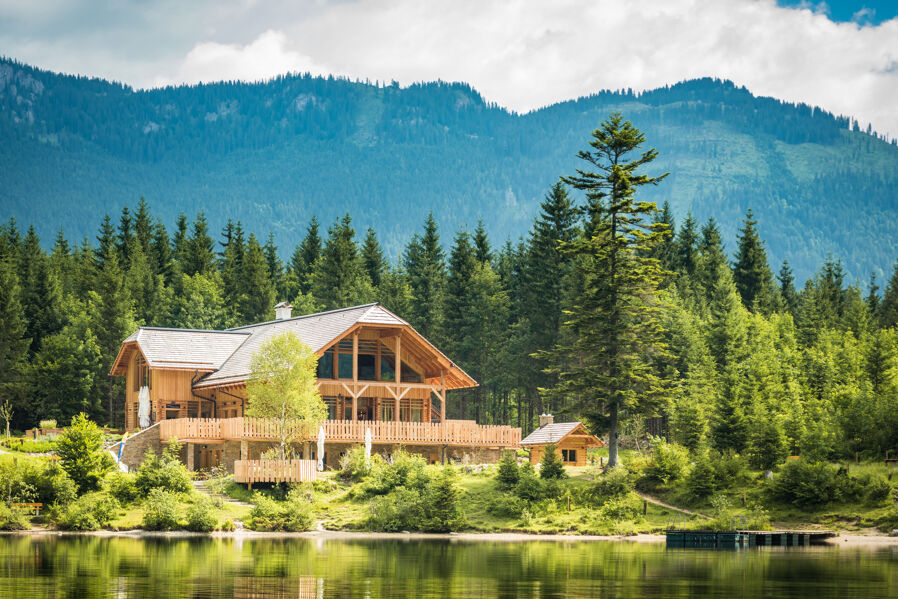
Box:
<box><xmin>732</xmin><ymin>209</ymin><xmax>775</xmax><ymax>313</ymax></box>
<box><xmin>184</xmin><ymin>212</ymin><xmax>215</xmax><ymax>276</ymax></box>
<box><xmin>377</xmin><ymin>265</ymin><xmax>412</xmax><ymax>317</ymax></box>
<box><xmin>151</xmin><ymin>222</ymin><xmax>173</xmax><ymax>283</ymax></box>
<box><xmin>361</xmin><ymin>228</ymin><xmax>386</xmax><ymax>289</ymax></box>
<box><xmin>650</xmin><ymin>200</ymin><xmax>677</xmax><ymax>275</ymax></box>
<box><xmin>707</xmin><ymin>262</ymin><xmax>748</xmax><ymax>369</ymax></box>
<box><xmin>675</xmin><ymin>212</ymin><xmax>699</xmax><ymax>276</ymax></box>
<box><xmin>539</xmin><ymin>442</ymin><xmax>566</xmax><ymax>479</ymax></box>
<box><xmin>263</xmin><ymin>233</ymin><xmax>285</xmax><ymax>300</ymax></box>
<box><xmin>403</xmin><ymin>214</ymin><xmax>446</xmax><ymax>341</ymax></box>
<box><xmin>238</xmin><ymin>233</ymin><xmax>276</xmax><ymax>323</ymax></box>
<box><xmin>94</xmin><ymin>215</ymin><xmax>117</xmax><ymax>271</ymax></box>
<box><xmin>289</xmin><ymin>217</ymin><xmax>321</xmax><ymax>297</ymax></box>
<box><xmin>695</xmin><ymin>218</ymin><xmax>727</xmax><ymax>303</ymax></box>
<box><xmin>171</xmin><ymin>213</ymin><xmax>190</xmax><ymax>269</ymax></box>
<box><xmin>444</xmin><ymin>230</ymin><xmax>477</xmax><ymax>361</ymax></box>
<box><xmin>220</xmin><ymin>221</ymin><xmax>246</xmax><ymax>311</ymax></box>
<box><xmin>879</xmin><ymin>257</ymin><xmax>898</xmax><ymax>329</ymax></box>
<box><xmin>711</xmin><ymin>368</ymin><xmax>748</xmax><ymax>452</ymax></box>
<box><xmin>550</xmin><ymin>114</ymin><xmax>671</xmax><ymax>468</ymax></box>
<box><xmin>88</xmin><ymin>251</ymin><xmax>135</xmax><ymax>425</ymax></box>
<box><xmin>778</xmin><ymin>260</ymin><xmax>799</xmax><ymax>316</ymax></box>
<box><xmin>0</xmin><ymin>258</ymin><xmax>29</xmax><ymax>428</ymax></box>
<box><xmin>310</xmin><ymin>215</ymin><xmax>374</xmax><ymax>310</ymax></box>
<box><xmin>133</xmin><ymin>198</ymin><xmax>154</xmax><ymax>257</ymax></box>
<box><xmin>50</xmin><ymin>229</ymin><xmax>73</xmax><ymax>296</ymax></box>
<box><xmin>116</xmin><ymin>205</ymin><xmax>133</xmax><ymax>265</ymax></box>
<box><xmin>18</xmin><ymin>226</ymin><xmax>62</xmax><ymax>354</ymax></box>
<box><xmin>523</xmin><ymin>182</ymin><xmax>577</xmax><ymax>418</ymax></box>
<box><xmin>866</xmin><ymin>272</ymin><xmax>881</xmax><ymax>318</ymax></box>
<box><xmin>496</xmin><ymin>450</ymin><xmax>520</xmax><ymax>489</ymax></box>
<box><xmin>473</xmin><ymin>220</ymin><xmax>492</xmax><ymax>265</ymax></box>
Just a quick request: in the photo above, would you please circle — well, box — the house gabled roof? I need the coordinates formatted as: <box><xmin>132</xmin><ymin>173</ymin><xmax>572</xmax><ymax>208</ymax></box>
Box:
<box><xmin>109</xmin><ymin>328</ymin><xmax>250</xmax><ymax>375</ymax></box>
<box><xmin>111</xmin><ymin>303</ymin><xmax>477</xmax><ymax>390</ymax></box>
<box><xmin>520</xmin><ymin>422</ymin><xmax>603</xmax><ymax>447</ymax></box>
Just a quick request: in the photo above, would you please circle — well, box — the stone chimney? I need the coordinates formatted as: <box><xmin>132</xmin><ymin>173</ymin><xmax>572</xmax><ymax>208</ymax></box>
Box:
<box><xmin>274</xmin><ymin>301</ymin><xmax>293</xmax><ymax>320</ymax></box>
<box><xmin>539</xmin><ymin>413</ymin><xmax>554</xmax><ymax>428</ymax></box>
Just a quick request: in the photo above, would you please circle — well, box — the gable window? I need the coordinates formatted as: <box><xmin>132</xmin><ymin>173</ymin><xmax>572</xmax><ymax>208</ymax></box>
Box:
<box><xmin>134</xmin><ymin>355</ymin><xmax>151</xmax><ymax>391</ymax></box>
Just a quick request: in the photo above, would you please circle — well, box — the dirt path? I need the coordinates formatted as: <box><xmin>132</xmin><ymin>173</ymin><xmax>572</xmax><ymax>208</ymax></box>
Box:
<box><xmin>635</xmin><ymin>491</ymin><xmax>712</xmax><ymax>520</ymax></box>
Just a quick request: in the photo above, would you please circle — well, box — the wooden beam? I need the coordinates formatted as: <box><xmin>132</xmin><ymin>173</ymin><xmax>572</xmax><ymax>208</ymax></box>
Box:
<box><xmin>352</xmin><ymin>331</ymin><xmax>358</xmax><ymax>422</ymax></box>
<box><xmin>440</xmin><ymin>370</ymin><xmax>446</xmax><ymax>422</ymax></box>
<box><xmin>395</xmin><ymin>334</ymin><xmax>401</xmax><ymax>422</ymax></box>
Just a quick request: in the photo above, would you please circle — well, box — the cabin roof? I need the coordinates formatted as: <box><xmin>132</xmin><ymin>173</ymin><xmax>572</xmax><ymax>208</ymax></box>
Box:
<box><xmin>520</xmin><ymin>422</ymin><xmax>602</xmax><ymax>446</ymax></box>
<box><xmin>111</xmin><ymin>303</ymin><xmax>476</xmax><ymax>390</ymax></box>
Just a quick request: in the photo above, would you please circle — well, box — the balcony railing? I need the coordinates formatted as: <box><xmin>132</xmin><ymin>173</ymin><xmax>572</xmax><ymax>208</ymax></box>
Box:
<box><xmin>158</xmin><ymin>417</ymin><xmax>520</xmax><ymax>447</ymax></box>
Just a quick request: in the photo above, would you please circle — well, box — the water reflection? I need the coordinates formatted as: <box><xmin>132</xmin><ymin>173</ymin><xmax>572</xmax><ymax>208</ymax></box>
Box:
<box><xmin>0</xmin><ymin>535</ymin><xmax>896</xmax><ymax>598</ymax></box>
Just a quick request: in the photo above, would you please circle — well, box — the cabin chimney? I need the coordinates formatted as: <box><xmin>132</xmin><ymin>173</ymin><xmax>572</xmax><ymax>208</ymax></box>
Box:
<box><xmin>274</xmin><ymin>301</ymin><xmax>293</xmax><ymax>320</ymax></box>
<box><xmin>539</xmin><ymin>413</ymin><xmax>554</xmax><ymax>428</ymax></box>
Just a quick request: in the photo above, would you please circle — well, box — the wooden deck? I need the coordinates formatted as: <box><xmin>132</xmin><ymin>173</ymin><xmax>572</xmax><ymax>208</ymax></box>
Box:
<box><xmin>233</xmin><ymin>459</ymin><xmax>318</xmax><ymax>484</ymax></box>
<box><xmin>159</xmin><ymin>417</ymin><xmax>521</xmax><ymax>447</ymax></box>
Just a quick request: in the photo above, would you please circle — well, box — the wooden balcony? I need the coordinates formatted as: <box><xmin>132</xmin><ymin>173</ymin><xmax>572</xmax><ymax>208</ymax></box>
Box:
<box><xmin>159</xmin><ymin>417</ymin><xmax>521</xmax><ymax>448</ymax></box>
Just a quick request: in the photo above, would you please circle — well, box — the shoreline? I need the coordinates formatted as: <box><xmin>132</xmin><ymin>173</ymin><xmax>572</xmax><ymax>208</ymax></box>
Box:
<box><xmin>3</xmin><ymin>528</ymin><xmax>898</xmax><ymax>547</ymax></box>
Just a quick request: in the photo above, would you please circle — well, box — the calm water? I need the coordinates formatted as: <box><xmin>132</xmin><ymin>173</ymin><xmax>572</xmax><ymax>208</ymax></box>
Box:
<box><xmin>1</xmin><ymin>535</ymin><xmax>897</xmax><ymax>598</ymax></box>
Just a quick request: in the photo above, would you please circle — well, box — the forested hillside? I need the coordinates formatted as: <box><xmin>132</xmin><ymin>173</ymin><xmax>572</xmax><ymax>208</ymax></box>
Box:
<box><xmin>2</xmin><ymin>108</ymin><xmax>898</xmax><ymax>467</ymax></box>
<box><xmin>2</xmin><ymin>57</ymin><xmax>897</xmax><ymax>283</ymax></box>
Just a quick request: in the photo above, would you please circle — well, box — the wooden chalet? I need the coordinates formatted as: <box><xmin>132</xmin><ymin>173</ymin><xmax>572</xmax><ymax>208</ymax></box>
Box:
<box><xmin>520</xmin><ymin>415</ymin><xmax>603</xmax><ymax>467</ymax></box>
<box><xmin>111</xmin><ymin>303</ymin><xmax>521</xmax><ymax>472</ymax></box>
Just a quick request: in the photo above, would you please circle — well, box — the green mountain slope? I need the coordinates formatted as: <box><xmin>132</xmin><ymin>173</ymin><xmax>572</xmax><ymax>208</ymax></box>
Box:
<box><xmin>1</xmin><ymin>57</ymin><xmax>896</xmax><ymax>281</ymax></box>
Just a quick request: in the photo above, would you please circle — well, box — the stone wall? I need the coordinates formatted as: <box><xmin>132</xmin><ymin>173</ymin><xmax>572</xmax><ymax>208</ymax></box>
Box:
<box><xmin>117</xmin><ymin>423</ymin><xmax>163</xmax><ymax>471</ymax></box>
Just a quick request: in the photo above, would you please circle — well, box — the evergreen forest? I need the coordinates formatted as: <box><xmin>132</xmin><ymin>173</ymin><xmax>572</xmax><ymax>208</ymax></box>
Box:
<box><xmin>2</xmin><ymin>114</ymin><xmax>898</xmax><ymax>471</ymax></box>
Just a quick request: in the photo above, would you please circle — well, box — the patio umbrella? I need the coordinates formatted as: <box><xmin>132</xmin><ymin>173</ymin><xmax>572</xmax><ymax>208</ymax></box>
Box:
<box><xmin>137</xmin><ymin>385</ymin><xmax>151</xmax><ymax>428</ymax></box>
<box><xmin>365</xmin><ymin>427</ymin><xmax>372</xmax><ymax>468</ymax></box>
<box><xmin>317</xmin><ymin>426</ymin><xmax>325</xmax><ymax>471</ymax></box>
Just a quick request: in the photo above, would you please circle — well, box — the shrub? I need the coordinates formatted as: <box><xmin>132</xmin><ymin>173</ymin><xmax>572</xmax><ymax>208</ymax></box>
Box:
<box><xmin>245</xmin><ymin>488</ymin><xmax>314</xmax><ymax>532</ymax></box>
<box><xmin>339</xmin><ymin>445</ymin><xmax>372</xmax><ymax>482</ymax></box>
<box><xmin>599</xmin><ymin>496</ymin><xmax>642</xmax><ymax>521</ymax></box>
<box><xmin>423</xmin><ymin>467</ymin><xmax>464</xmax><ymax>532</ymax></box>
<box><xmin>767</xmin><ymin>459</ymin><xmax>839</xmax><ymax>508</ymax></box>
<box><xmin>862</xmin><ymin>474</ymin><xmax>892</xmax><ymax>503</ymax></box>
<box><xmin>684</xmin><ymin>455</ymin><xmax>719</xmax><ymax>499</ymax></box>
<box><xmin>496</xmin><ymin>451</ymin><xmax>520</xmax><ymax>489</ymax></box>
<box><xmin>1</xmin><ymin>459</ymin><xmax>77</xmax><ymax>507</ymax></box>
<box><xmin>55</xmin><ymin>492</ymin><xmax>120</xmax><ymax>531</ymax></box>
<box><xmin>591</xmin><ymin>466</ymin><xmax>633</xmax><ymax>502</ymax></box>
<box><xmin>105</xmin><ymin>471</ymin><xmax>140</xmax><ymax>504</ymax></box>
<box><xmin>642</xmin><ymin>438</ymin><xmax>689</xmax><ymax>485</ymax></box>
<box><xmin>0</xmin><ymin>503</ymin><xmax>29</xmax><ymax>530</ymax></box>
<box><xmin>33</xmin><ymin>463</ymin><xmax>78</xmax><ymax>507</ymax></box>
<box><xmin>366</xmin><ymin>487</ymin><xmax>426</xmax><ymax>532</ymax></box>
<box><xmin>55</xmin><ymin>413</ymin><xmax>115</xmax><ymax>493</ymax></box>
<box><xmin>514</xmin><ymin>469</ymin><xmax>545</xmax><ymax>503</ymax></box>
<box><xmin>39</xmin><ymin>420</ymin><xmax>57</xmax><ymax>430</ymax></box>
<box><xmin>360</xmin><ymin>449</ymin><xmax>428</xmax><ymax>496</ymax></box>
<box><xmin>312</xmin><ymin>478</ymin><xmax>338</xmax><ymax>494</ymax></box>
<box><xmin>185</xmin><ymin>496</ymin><xmax>218</xmax><ymax>532</ymax></box>
<box><xmin>220</xmin><ymin>518</ymin><xmax>236</xmax><ymax>532</ymax></box>
<box><xmin>486</xmin><ymin>493</ymin><xmax>526</xmax><ymax>518</ymax></box>
<box><xmin>748</xmin><ymin>414</ymin><xmax>788</xmax><ymax>470</ymax></box>
<box><xmin>539</xmin><ymin>443</ymin><xmax>566</xmax><ymax>480</ymax></box>
<box><xmin>142</xmin><ymin>488</ymin><xmax>182</xmax><ymax>530</ymax></box>
<box><xmin>136</xmin><ymin>441</ymin><xmax>192</xmax><ymax>495</ymax></box>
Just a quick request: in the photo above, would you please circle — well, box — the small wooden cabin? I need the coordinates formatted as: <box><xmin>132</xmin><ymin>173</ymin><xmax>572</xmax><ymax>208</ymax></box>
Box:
<box><xmin>521</xmin><ymin>415</ymin><xmax>603</xmax><ymax>467</ymax></box>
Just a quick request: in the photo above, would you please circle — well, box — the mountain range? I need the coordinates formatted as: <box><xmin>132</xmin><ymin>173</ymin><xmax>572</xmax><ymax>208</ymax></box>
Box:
<box><xmin>2</xmin><ymin>56</ymin><xmax>897</xmax><ymax>283</ymax></box>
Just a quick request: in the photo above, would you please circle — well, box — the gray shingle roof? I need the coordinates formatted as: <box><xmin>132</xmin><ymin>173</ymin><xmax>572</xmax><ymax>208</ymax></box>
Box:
<box><xmin>130</xmin><ymin>328</ymin><xmax>249</xmax><ymax>371</ymax></box>
<box><xmin>520</xmin><ymin>422</ymin><xmax>583</xmax><ymax>445</ymax></box>
<box><xmin>195</xmin><ymin>304</ymin><xmax>405</xmax><ymax>388</ymax></box>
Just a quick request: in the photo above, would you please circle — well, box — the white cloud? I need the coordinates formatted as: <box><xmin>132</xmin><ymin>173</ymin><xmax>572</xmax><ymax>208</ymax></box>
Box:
<box><xmin>4</xmin><ymin>0</ymin><xmax>898</xmax><ymax>136</ymax></box>
<box><xmin>154</xmin><ymin>30</ymin><xmax>328</xmax><ymax>87</ymax></box>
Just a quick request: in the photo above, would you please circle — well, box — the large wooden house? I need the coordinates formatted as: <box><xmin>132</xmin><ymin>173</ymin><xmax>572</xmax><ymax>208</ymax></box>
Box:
<box><xmin>111</xmin><ymin>303</ymin><xmax>521</xmax><ymax>472</ymax></box>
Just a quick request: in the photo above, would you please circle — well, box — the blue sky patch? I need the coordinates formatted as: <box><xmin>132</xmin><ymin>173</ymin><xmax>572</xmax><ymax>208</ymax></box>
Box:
<box><xmin>777</xmin><ymin>1</ymin><xmax>898</xmax><ymax>25</ymax></box>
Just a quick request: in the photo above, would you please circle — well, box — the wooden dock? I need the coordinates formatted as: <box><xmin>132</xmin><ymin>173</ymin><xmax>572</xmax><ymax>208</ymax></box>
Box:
<box><xmin>666</xmin><ymin>529</ymin><xmax>836</xmax><ymax>548</ymax></box>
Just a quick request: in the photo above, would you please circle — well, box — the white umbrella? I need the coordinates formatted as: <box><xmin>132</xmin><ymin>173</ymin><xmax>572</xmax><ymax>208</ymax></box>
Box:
<box><xmin>317</xmin><ymin>426</ymin><xmax>325</xmax><ymax>471</ymax></box>
<box><xmin>137</xmin><ymin>385</ymin><xmax>151</xmax><ymax>428</ymax></box>
<box><xmin>364</xmin><ymin>427</ymin><xmax>372</xmax><ymax>468</ymax></box>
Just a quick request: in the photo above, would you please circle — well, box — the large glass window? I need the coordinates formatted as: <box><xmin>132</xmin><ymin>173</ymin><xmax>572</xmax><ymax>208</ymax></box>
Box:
<box><xmin>317</xmin><ymin>350</ymin><xmax>334</xmax><ymax>379</ymax></box>
<box><xmin>402</xmin><ymin>361</ymin><xmax>422</xmax><ymax>383</ymax></box>
<box><xmin>358</xmin><ymin>354</ymin><xmax>377</xmax><ymax>380</ymax></box>
<box><xmin>380</xmin><ymin>356</ymin><xmax>395</xmax><ymax>381</ymax></box>
<box><xmin>338</xmin><ymin>353</ymin><xmax>353</xmax><ymax>379</ymax></box>
<box><xmin>380</xmin><ymin>404</ymin><xmax>394</xmax><ymax>422</ymax></box>
<box><xmin>323</xmin><ymin>397</ymin><xmax>337</xmax><ymax>420</ymax></box>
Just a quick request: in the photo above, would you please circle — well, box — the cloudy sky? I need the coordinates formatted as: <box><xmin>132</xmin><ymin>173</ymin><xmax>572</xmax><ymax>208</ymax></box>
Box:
<box><xmin>2</xmin><ymin>0</ymin><xmax>897</xmax><ymax>135</ymax></box>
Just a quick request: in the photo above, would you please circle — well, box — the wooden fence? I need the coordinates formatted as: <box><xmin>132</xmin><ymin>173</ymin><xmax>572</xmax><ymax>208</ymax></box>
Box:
<box><xmin>233</xmin><ymin>459</ymin><xmax>318</xmax><ymax>485</ymax></box>
<box><xmin>159</xmin><ymin>417</ymin><xmax>520</xmax><ymax>447</ymax></box>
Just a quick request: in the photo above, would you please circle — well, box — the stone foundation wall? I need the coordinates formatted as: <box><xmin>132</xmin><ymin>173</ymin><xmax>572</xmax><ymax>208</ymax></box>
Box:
<box><xmin>117</xmin><ymin>424</ymin><xmax>163</xmax><ymax>471</ymax></box>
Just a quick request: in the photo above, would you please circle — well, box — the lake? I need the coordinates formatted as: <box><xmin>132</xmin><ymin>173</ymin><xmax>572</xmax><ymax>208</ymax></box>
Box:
<box><xmin>1</xmin><ymin>535</ymin><xmax>896</xmax><ymax>598</ymax></box>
